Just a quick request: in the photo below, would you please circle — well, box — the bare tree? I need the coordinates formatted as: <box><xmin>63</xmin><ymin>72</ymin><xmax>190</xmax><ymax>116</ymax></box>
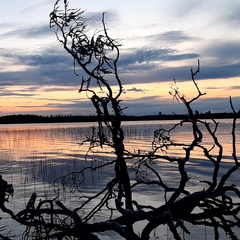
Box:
<box><xmin>48</xmin><ymin>1</ymin><xmax>240</xmax><ymax>239</ymax></box>
<box><xmin>0</xmin><ymin>0</ymin><xmax>239</xmax><ymax>239</ymax></box>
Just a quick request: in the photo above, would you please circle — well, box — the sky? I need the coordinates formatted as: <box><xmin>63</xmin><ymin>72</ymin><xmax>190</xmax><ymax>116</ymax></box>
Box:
<box><xmin>0</xmin><ymin>0</ymin><xmax>240</xmax><ymax>116</ymax></box>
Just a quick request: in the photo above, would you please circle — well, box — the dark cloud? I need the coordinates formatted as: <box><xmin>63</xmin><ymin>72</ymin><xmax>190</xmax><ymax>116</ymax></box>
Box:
<box><xmin>23</xmin><ymin>86</ymin><xmax>44</xmax><ymax>92</ymax></box>
<box><xmin>205</xmin><ymin>86</ymin><xmax>221</xmax><ymax>90</ymax></box>
<box><xmin>42</xmin><ymin>87</ymin><xmax>75</xmax><ymax>92</ymax></box>
<box><xmin>0</xmin><ymin>45</ymin><xmax>71</xmax><ymax>69</ymax></box>
<box><xmin>122</xmin><ymin>95</ymin><xmax>240</xmax><ymax>116</ymax></box>
<box><xmin>165</xmin><ymin>53</ymin><xmax>200</xmax><ymax>61</ymax></box>
<box><xmin>119</xmin><ymin>48</ymin><xmax>172</xmax><ymax>66</ymax></box>
<box><xmin>0</xmin><ymin>92</ymin><xmax>36</xmax><ymax>97</ymax></box>
<box><xmin>0</xmin><ymin>81</ymin><xmax>14</xmax><ymax>86</ymax></box>
<box><xmin>12</xmin><ymin>96</ymin><xmax>94</xmax><ymax>115</ymax></box>
<box><xmin>118</xmin><ymin>48</ymin><xmax>199</xmax><ymax>73</ymax></box>
<box><xmin>227</xmin><ymin>86</ymin><xmax>240</xmax><ymax>90</ymax></box>
<box><xmin>203</xmin><ymin>42</ymin><xmax>240</xmax><ymax>62</ymax></box>
<box><xmin>147</xmin><ymin>31</ymin><xmax>198</xmax><ymax>44</ymax></box>
<box><xmin>226</xmin><ymin>11</ymin><xmax>240</xmax><ymax>26</ymax></box>
<box><xmin>1</xmin><ymin>24</ymin><xmax>52</xmax><ymax>39</ymax></box>
<box><xmin>199</xmin><ymin>63</ymin><xmax>240</xmax><ymax>80</ymax></box>
<box><xmin>0</xmin><ymin>66</ymin><xmax>80</xmax><ymax>87</ymax></box>
<box><xmin>0</xmin><ymin>92</ymin><xmax>35</xmax><ymax>98</ymax></box>
<box><xmin>128</xmin><ymin>95</ymin><xmax>160</xmax><ymax>103</ymax></box>
<box><xmin>205</xmin><ymin>85</ymin><xmax>240</xmax><ymax>91</ymax></box>
<box><xmin>0</xmin><ymin>26</ymin><xmax>239</xmax><ymax>92</ymax></box>
<box><xmin>44</xmin><ymin>100</ymin><xmax>95</xmax><ymax>115</ymax></box>
<box><xmin>0</xmin><ymin>45</ymin><xmax>82</xmax><ymax>87</ymax></box>
<box><xmin>20</xmin><ymin>51</ymin><xmax>71</xmax><ymax>68</ymax></box>
<box><xmin>123</xmin><ymin>96</ymin><xmax>186</xmax><ymax>115</ymax></box>
<box><xmin>0</xmin><ymin>43</ymin><xmax>239</xmax><ymax>89</ymax></box>
<box><xmin>124</xmin><ymin>87</ymin><xmax>146</xmax><ymax>93</ymax></box>
<box><xmin>120</xmin><ymin>61</ymin><xmax>240</xmax><ymax>87</ymax></box>
<box><xmin>44</xmin><ymin>101</ymin><xmax>84</xmax><ymax>108</ymax></box>
<box><xmin>0</xmin><ymin>86</ymin><xmax>37</xmax><ymax>97</ymax></box>
<box><xmin>191</xmin><ymin>97</ymin><xmax>240</xmax><ymax>113</ymax></box>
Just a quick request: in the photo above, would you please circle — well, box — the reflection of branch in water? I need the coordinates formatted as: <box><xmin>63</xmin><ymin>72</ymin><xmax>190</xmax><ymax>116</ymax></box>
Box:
<box><xmin>0</xmin><ymin>175</ymin><xmax>14</xmax><ymax>217</ymax></box>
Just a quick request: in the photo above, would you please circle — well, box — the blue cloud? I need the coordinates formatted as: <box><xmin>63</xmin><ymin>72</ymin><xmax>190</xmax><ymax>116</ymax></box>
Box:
<box><xmin>0</xmin><ymin>24</ymin><xmax>52</xmax><ymax>39</ymax></box>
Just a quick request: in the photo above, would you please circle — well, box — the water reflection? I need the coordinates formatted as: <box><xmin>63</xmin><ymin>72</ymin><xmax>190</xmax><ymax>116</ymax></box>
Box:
<box><xmin>0</xmin><ymin>120</ymin><xmax>239</xmax><ymax>239</ymax></box>
<box><xmin>0</xmin><ymin>119</ymin><xmax>239</xmax><ymax>193</ymax></box>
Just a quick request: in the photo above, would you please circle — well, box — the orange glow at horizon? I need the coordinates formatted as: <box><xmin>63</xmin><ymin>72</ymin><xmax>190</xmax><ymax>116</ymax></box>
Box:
<box><xmin>122</xmin><ymin>77</ymin><xmax>240</xmax><ymax>100</ymax></box>
<box><xmin>0</xmin><ymin>76</ymin><xmax>239</xmax><ymax>116</ymax></box>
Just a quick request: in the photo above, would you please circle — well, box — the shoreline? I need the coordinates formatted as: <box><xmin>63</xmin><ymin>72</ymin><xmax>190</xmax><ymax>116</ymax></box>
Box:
<box><xmin>0</xmin><ymin>112</ymin><xmax>239</xmax><ymax>125</ymax></box>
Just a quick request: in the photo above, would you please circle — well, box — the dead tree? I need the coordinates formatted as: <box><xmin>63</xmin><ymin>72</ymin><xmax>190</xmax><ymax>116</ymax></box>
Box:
<box><xmin>0</xmin><ymin>0</ymin><xmax>239</xmax><ymax>239</ymax></box>
<box><xmin>48</xmin><ymin>1</ymin><xmax>240</xmax><ymax>239</ymax></box>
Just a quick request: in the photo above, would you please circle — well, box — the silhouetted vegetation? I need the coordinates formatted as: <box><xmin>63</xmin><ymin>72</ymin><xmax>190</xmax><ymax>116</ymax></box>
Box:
<box><xmin>0</xmin><ymin>1</ymin><xmax>239</xmax><ymax>239</ymax></box>
<box><xmin>0</xmin><ymin>112</ymin><xmax>239</xmax><ymax>124</ymax></box>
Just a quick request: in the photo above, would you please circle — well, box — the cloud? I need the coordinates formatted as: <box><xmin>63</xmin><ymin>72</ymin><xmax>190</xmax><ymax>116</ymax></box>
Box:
<box><xmin>0</xmin><ymin>92</ymin><xmax>36</xmax><ymax>97</ymax></box>
<box><xmin>0</xmin><ymin>66</ymin><xmax>79</xmax><ymax>87</ymax></box>
<box><xmin>123</xmin><ymin>95</ymin><xmax>185</xmax><ymax>115</ymax></box>
<box><xmin>21</xmin><ymin>0</ymin><xmax>52</xmax><ymax>13</ymax></box>
<box><xmin>199</xmin><ymin>63</ymin><xmax>240</xmax><ymax>80</ymax></box>
<box><xmin>203</xmin><ymin>41</ymin><xmax>240</xmax><ymax>63</ymax></box>
<box><xmin>119</xmin><ymin>60</ymin><xmax>240</xmax><ymax>87</ymax></box>
<box><xmin>0</xmin><ymin>42</ymin><xmax>239</xmax><ymax>89</ymax></box>
<box><xmin>1</xmin><ymin>24</ymin><xmax>52</xmax><ymax>39</ymax></box>
<box><xmin>41</xmin><ymin>86</ymin><xmax>76</xmax><ymax>92</ymax></box>
<box><xmin>43</xmin><ymin>100</ymin><xmax>95</xmax><ymax>115</ymax></box>
<box><xmin>20</xmin><ymin>51</ymin><xmax>70</xmax><ymax>68</ymax></box>
<box><xmin>191</xmin><ymin>97</ymin><xmax>240</xmax><ymax>113</ymax></box>
<box><xmin>13</xmin><ymin>93</ymin><xmax>239</xmax><ymax>117</ymax></box>
<box><xmin>146</xmin><ymin>31</ymin><xmax>199</xmax><ymax>44</ymax></box>
<box><xmin>227</xmin><ymin>86</ymin><xmax>240</xmax><ymax>90</ymax></box>
<box><xmin>120</xmin><ymin>48</ymin><xmax>172</xmax><ymax>65</ymax></box>
<box><xmin>215</xmin><ymin>2</ymin><xmax>240</xmax><ymax>26</ymax></box>
<box><xmin>0</xmin><ymin>19</ymin><xmax>239</xmax><ymax>91</ymax></box>
<box><xmin>166</xmin><ymin>0</ymin><xmax>208</xmax><ymax>18</ymax></box>
<box><xmin>165</xmin><ymin>53</ymin><xmax>200</xmax><ymax>61</ymax></box>
<box><xmin>124</xmin><ymin>87</ymin><xmax>146</xmax><ymax>93</ymax></box>
<box><xmin>23</xmin><ymin>86</ymin><xmax>61</xmax><ymax>97</ymax></box>
<box><xmin>0</xmin><ymin>43</ymin><xmax>198</xmax><ymax>87</ymax></box>
<box><xmin>0</xmin><ymin>22</ymin><xmax>14</xmax><ymax>29</ymax></box>
<box><xmin>0</xmin><ymin>44</ymin><xmax>82</xmax><ymax>87</ymax></box>
<box><xmin>0</xmin><ymin>85</ymin><xmax>38</xmax><ymax>97</ymax></box>
<box><xmin>114</xmin><ymin>29</ymin><xmax>201</xmax><ymax>75</ymax></box>
<box><xmin>205</xmin><ymin>86</ymin><xmax>221</xmax><ymax>90</ymax></box>
<box><xmin>85</xmin><ymin>11</ymin><xmax>119</xmax><ymax>27</ymax></box>
<box><xmin>118</xmin><ymin>47</ymin><xmax>199</xmax><ymax>73</ymax></box>
<box><xmin>122</xmin><ymin>94</ymin><xmax>240</xmax><ymax>116</ymax></box>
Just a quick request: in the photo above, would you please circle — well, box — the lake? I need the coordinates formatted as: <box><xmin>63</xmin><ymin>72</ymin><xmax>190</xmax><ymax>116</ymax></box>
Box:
<box><xmin>0</xmin><ymin>119</ymin><xmax>239</xmax><ymax>239</ymax></box>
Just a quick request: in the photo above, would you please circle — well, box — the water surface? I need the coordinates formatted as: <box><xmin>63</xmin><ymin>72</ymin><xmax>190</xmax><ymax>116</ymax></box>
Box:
<box><xmin>0</xmin><ymin>119</ymin><xmax>239</xmax><ymax>239</ymax></box>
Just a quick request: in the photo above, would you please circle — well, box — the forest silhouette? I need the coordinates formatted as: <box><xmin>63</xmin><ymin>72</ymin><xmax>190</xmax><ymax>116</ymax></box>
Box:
<box><xmin>0</xmin><ymin>111</ymin><xmax>239</xmax><ymax>124</ymax></box>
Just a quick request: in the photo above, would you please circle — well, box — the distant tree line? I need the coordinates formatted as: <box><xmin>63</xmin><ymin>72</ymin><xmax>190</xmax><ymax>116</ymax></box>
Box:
<box><xmin>0</xmin><ymin>112</ymin><xmax>239</xmax><ymax>124</ymax></box>
<box><xmin>0</xmin><ymin>114</ymin><xmax>97</xmax><ymax>124</ymax></box>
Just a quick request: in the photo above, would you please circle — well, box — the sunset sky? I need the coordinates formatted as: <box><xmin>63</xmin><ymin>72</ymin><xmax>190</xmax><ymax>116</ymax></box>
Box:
<box><xmin>0</xmin><ymin>0</ymin><xmax>240</xmax><ymax>116</ymax></box>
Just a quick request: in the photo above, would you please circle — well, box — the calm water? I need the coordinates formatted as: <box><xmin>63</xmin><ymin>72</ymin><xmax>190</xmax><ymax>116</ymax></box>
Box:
<box><xmin>0</xmin><ymin>119</ymin><xmax>239</xmax><ymax>239</ymax></box>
